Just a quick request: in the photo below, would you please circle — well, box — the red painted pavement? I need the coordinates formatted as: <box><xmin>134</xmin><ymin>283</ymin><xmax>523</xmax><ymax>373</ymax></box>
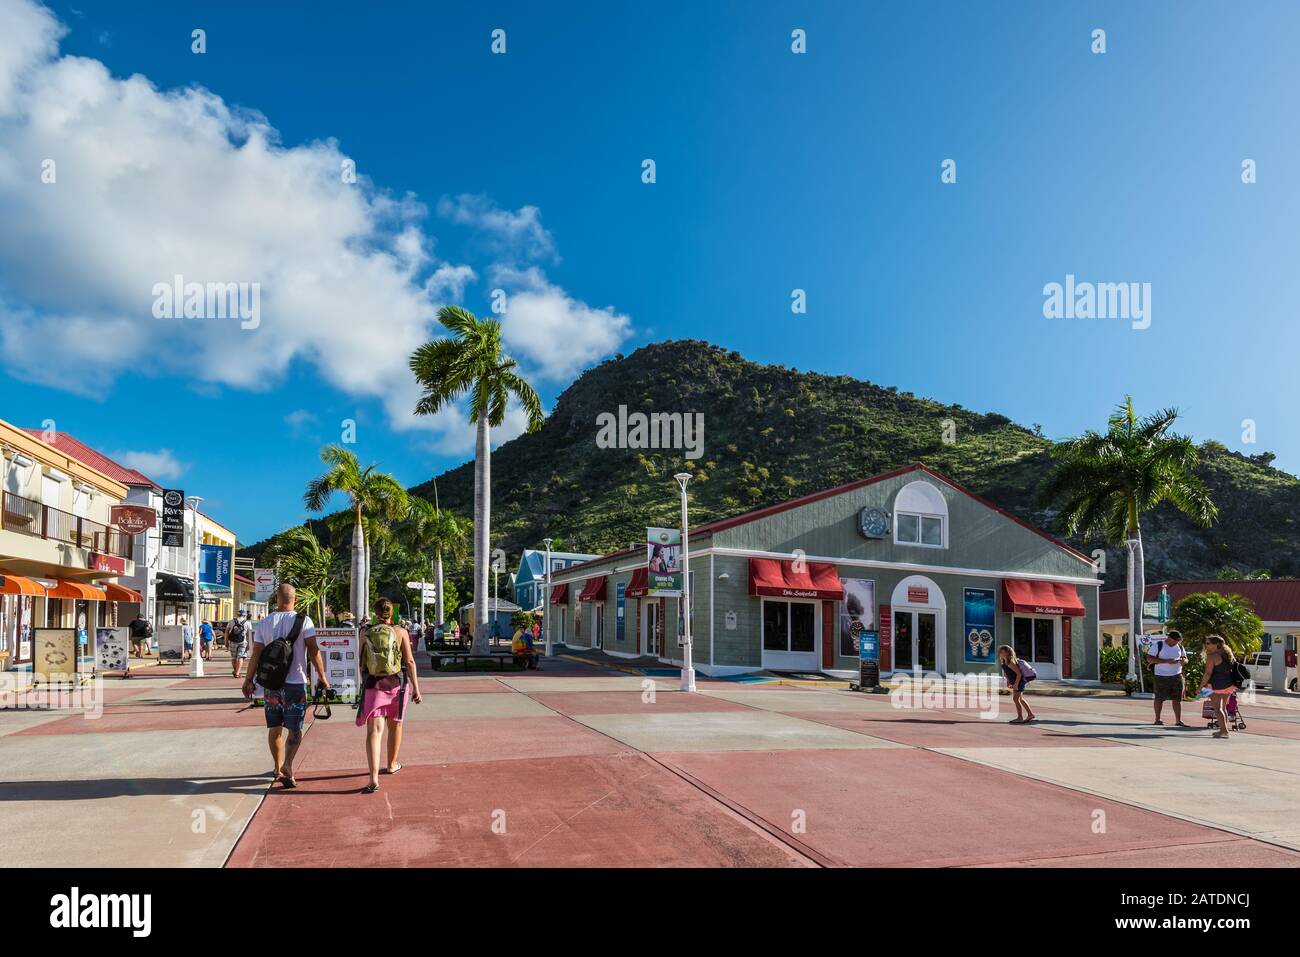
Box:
<box><xmin>227</xmin><ymin>752</ymin><xmax>810</xmax><ymax>868</ymax></box>
<box><xmin>652</xmin><ymin>748</ymin><xmax>1300</xmax><ymax>867</ymax></box>
<box><xmin>787</xmin><ymin>709</ymin><xmax>1127</xmax><ymax>749</ymax></box>
<box><xmin>292</xmin><ymin>716</ymin><xmax>631</xmax><ymax>772</ymax></box>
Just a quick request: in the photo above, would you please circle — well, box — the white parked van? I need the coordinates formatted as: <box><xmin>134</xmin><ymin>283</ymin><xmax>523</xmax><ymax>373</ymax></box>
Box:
<box><xmin>1242</xmin><ymin>651</ymin><xmax>1297</xmax><ymax>691</ymax></box>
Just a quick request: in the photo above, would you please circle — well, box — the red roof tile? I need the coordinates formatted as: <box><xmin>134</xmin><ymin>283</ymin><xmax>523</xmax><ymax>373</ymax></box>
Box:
<box><xmin>21</xmin><ymin>430</ymin><xmax>161</xmax><ymax>490</ymax></box>
<box><xmin>1100</xmin><ymin>579</ymin><xmax>1300</xmax><ymax>624</ymax></box>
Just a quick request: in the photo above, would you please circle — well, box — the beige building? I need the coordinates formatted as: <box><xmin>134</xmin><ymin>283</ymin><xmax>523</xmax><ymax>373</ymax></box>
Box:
<box><xmin>1</xmin><ymin>420</ymin><xmax>141</xmax><ymax>670</ymax></box>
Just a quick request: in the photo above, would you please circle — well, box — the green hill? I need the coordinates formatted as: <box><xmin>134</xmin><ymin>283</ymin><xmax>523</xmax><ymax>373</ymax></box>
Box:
<box><xmin>257</xmin><ymin>340</ymin><xmax>1300</xmax><ymax>590</ymax></box>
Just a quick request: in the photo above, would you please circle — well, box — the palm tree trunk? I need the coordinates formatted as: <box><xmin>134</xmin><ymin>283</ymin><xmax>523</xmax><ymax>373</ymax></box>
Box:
<box><xmin>434</xmin><ymin>549</ymin><xmax>444</xmax><ymax>629</ymax></box>
<box><xmin>1126</xmin><ymin>529</ymin><xmax>1145</xmax><ymax>684</ymax></box>
<box><xmin>473</xmin><ymin>409</ymin><xmax>491</xmax><ymax>655</ymax></box>
<box><xmin>351</xmin><ymin>506</ymin><xmax>366</xmax><ymax>622</ymax></box>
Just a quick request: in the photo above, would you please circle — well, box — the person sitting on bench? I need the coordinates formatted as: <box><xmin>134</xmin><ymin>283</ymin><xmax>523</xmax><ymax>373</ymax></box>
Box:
<box><xmin>511</xmin><ymin>623</ymin><xmax>542</xmax><ymax>671</ymax></box>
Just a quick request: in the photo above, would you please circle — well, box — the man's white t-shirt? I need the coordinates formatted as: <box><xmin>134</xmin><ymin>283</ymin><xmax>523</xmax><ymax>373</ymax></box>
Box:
<box><xmin>1151</xmin><ymin>640</ymin><xmax>1187</xmax><ymax>677</ymax></box>
<box><xmin>253</xmin><ymin>611</ymin><xmax>317</xmax><ymax>686</ymax></box>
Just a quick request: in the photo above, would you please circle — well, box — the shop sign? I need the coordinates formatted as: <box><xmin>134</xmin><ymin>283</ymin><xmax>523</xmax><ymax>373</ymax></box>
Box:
<box><xmin>160</xmin><ymin>489</ymin><xmax>186</xmax><ymax>547</ymax></box>
<box><xmin>724</xmin><ymin>610</ymin><xmax>737</xmax><ymax>630</ymax></box>
<box><xmin>963</xmin><ymin>587</ymin><xmax>997</xmax><ymax>664</ymax></box>
<box><xmin>646</xmin><ymin>526</ymin><xmax>682</xmax><ymax>596</ymax></box>
<box><xmin>109</xmin><ymin>504</ymin><xmax>156</xmax><ymax>535</ymax></box>
<box><xmin>907</xmin><ymin>585</ymin><xmax>929</xmax><ymax>604</ymax></box>
<box><xmin>95</xmin><ymin>627</ymin><xmax>130</xmax><ymax>674</ymax></box>
<box><xmin>88</xmin><ymin>552</ymin><xmax>126</xmax><ymax>575</ymax></box>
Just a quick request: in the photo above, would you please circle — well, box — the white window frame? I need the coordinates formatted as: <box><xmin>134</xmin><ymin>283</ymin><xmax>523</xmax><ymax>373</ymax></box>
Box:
<box><xmin>592</xmin><ymin>601</ymin><xmax>605</xmax><ymax>650</ymax></box>
<box><xmin>894</xmin><ymin>510</ymin><xmax>946</xmax><ymax>549</ymax></box>
<box><xmin>1011</xmin><ymin>613</ymin><xmax>1060</xmax><ymax>675</ymax></box>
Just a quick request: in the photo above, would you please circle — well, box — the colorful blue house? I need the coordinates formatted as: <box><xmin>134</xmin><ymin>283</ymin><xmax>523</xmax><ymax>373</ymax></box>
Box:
<box><xmin>513</xmin><ymin>549</ymin><xmax>599</xmax><ymax>611</ymax></box>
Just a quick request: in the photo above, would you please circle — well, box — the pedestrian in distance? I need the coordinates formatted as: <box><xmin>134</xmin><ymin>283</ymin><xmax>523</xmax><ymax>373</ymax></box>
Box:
<box><xmin>199</xmin><ymin>619</ymin><xmax>215</xmax><ymax>660</ymax></box>
<box><xmin>1146</xmin><ymin>629</ymin><xmax>1192</xmax><ymax>727</ymax></box>
<box><xmin>181</xmin><ymin>616</ymin><xmax>193</xmax><ymax>661</ymax></box>
<box><xmin>225</xmin><ymin>611</ymin><xmax>251</xmax><ymax>678</ymax></box>
<box><xmin>997</xmin><ymin>644</ymin><xmax>1037</xmax><ymax>723</ymax></box>
<box><xmin>1201</xmin><ymin>634</ymin><xmax>1245</xmax><ymax>740</ymax></box>
<box><xmin>357</xmin><ymin>598</ymin><xmax>421</xmax><ymax>793</ymax></box>
<box><xmin>128</xmin><ymin>612</ymin><xmax>152</xmax><ymax>658</ymax></box>
<box><xmin>242</xmin><ymin>583</ymin><xmax>329</xmax><ymax>789</ymax></box>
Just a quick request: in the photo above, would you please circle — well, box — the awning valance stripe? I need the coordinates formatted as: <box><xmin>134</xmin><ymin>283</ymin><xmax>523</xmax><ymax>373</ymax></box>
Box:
<box><xmin>578</xmin><ymin>576</ymin><xmax>608</xmax><ymax>602</ymax></box>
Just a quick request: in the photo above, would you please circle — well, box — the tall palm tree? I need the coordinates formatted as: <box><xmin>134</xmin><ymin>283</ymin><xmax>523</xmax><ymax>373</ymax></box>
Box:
<box><xmin>262</xmin><ymin>525</ymin><xmax>336</xmax><ymax>624</ymax></box>
<box><xmin>400</xmin><ymin>495</ymin><xmax>470</xmax><ymax>630</ymax></box>
<box><xmin>1041</xmin><ymin>398</ymin><xmax>1218</xmax><ymax>681</ymax></box>
<box><xmin>410</xmin><ymin>306</ymin><xmax>544</xmax><ymax>654</ymax></box>
<box><xmin>303</xmin><ymin>445</ymin><xmax>409</xmax><ymax>621</ymax></box>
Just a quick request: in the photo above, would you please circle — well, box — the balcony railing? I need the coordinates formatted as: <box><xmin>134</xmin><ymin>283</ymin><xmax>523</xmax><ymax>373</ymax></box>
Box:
<box><xmin>1</xmin><ymin>491</ymin><xmax>134</xmax><ymax>561</ymax></box>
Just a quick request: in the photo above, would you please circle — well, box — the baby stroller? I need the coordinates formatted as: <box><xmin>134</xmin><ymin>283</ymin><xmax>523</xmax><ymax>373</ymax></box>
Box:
<box><xmin>1202</xmin><ymin>692</ymin><xmax>1247</xmax><ymax>732</ymax></box>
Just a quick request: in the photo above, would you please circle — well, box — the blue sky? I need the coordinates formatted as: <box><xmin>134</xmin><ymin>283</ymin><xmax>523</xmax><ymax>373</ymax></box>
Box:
<box><xmin>1</xmin><ymin>0</ymin><xmax>1296</xmax><ymax>543</ymax></box>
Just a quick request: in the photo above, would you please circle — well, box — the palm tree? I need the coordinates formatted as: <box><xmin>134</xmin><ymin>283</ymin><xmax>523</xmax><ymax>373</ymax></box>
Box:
<box><xmin>1041</xmin><ymin>397</ymin><xmax>1218</xmax><ymax>682</ymax></box>
<box><xmin>1167</xmin><ymin>592</ymin><xmax>1263</xmax><ymax>657</ymax></box>
<box><xmin>399</xmin><ymin>495</ymin><xmax>470</xmax><ymax>631</ymax></box>
<box><xmin>303</xmin><ymin>445</ymin><xmax>409</xmax><ymax>621</ymax></box>
<box><xmin>262</xmin><ymin>525</ymin><xmax>336</xmax><ymax>624</ymax></box>
<box><xmin>410</xmin><ymin>306</ymin><xmax>543</xmax><ymax>654</ymax></box>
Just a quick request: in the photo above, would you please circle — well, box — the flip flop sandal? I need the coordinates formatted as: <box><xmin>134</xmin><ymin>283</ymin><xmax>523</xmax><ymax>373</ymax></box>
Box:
<box><xmin>1008</xmin><ymin>718</ymin><xmax>1026</xmax><ymax>724</ymax></box>
<box><xmin>381</xmin><ymin>764</ymin><xmax>403</xmax><ymax>776</ymax></box>
<box><xmin>281</xmin><ymin>776</ymin><xmax>298</xmax><ymax>789</ymax></box>
<box><xmin>363</xmin><ymin>783</ymin><xmax>379</xmax><ymax>793</ymax></box>
<box><xmin>1153</xmin><ymin>720</ymin><xmax>1164</xmax><ymax>726</ymax></box>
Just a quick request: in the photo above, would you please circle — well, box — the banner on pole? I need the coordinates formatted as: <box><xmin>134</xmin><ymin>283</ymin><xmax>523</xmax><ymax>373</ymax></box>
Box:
<box><xmin>646</xmin><ymin>527</ymin><xmax>682</xmax><ymax>596</ymax></box>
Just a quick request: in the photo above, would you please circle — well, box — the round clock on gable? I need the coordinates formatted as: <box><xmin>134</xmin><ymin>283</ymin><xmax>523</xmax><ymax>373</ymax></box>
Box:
<box><xmin>859</xmin><ymin>506</ymin><xmax>889</xmax><ymax>539</ymax></box>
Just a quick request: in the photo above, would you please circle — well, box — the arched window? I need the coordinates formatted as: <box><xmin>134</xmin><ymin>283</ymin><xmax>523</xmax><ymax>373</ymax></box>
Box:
<box><xmin>893</xmin><ymin>480</ymin><xmax>949</xmax><ymax>548</ymax></box>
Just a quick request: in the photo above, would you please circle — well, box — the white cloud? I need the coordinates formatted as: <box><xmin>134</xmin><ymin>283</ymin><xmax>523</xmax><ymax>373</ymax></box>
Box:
<box><xmin>437</xmin><ymin>193</ymin><xmax>557</xmax><ymax>262</ymax></box>
<box><xmin>110</xmin><ymin>448</ymin><xmax>187</xmax><ymax>481</ymax></box>
<box><xmin>0</xmin><ymin>1</ymin><xmax>629</xmax><ymax>451</ymax></box>
<box><xmin>283</xmin><ymin>409</ymin><xmax>317</xmax><ymax>435</ymax></box>
<box><xmin>491</xmin><ymin>266</ymin><xmax>632</xmax><ymax>382</ymax></box>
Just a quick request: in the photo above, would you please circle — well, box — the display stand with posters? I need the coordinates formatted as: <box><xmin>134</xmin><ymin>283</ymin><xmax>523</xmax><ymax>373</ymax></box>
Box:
<box><xmin>32</xmin><ymin>628</ymin><xmax>86</xmax><ymax>686</ymax></box>
<box><xmin>312</xmin><ymin>627</ymin><xmax>360</xmax><ymax>704</ymax></box>
<box><xmin>94</xmin><ymin>627</ymin><xmax>131</xmax><ymax>678</ymax></box>
<box><xmin>155</xmin><ymin>625</ymin><xmax>185</xmax><ymax>661</ymax></box>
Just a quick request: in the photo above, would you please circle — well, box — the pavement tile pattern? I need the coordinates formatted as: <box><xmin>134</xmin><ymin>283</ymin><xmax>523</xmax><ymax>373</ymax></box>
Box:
<box><xmin>3</xmin><ymin>650</ymin><xmax>1299</xmax><ymax>868</ymax></box>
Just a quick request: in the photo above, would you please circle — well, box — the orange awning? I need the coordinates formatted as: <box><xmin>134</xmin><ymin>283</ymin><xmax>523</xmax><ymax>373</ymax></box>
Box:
<box><xmin>103</xmin><ymin>582</ymin><xmax>144</xmax><ymax>602</ymax></box>
<box><xmin>46</xmin><ymin>579</ymin><xmax>108</xmax><ymax>600</ymax></box>
<box><xmin>0</xmin><ymin>574</ymin><xmax>44</xmax><ymax>596</ymax></box>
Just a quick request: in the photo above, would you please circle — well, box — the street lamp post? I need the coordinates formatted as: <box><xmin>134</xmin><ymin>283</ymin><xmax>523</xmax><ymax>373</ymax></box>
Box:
<box><xmin>543</xmin><ymin>537</ymin><xmax>554</xmax><ymax>658</ymax></box>
<box><xmin>188</xmin><ymin>495</ymin><xmax>204</xmax><ymax>679</ymax></box>
<box><xmin>674</xmin><ymin>473</ymin><xmax>696</xmax><ymax>692</ymax></box>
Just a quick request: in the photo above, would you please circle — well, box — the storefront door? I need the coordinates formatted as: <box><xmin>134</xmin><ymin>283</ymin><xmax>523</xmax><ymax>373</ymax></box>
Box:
<box><xmin>1012</xmin><ymin>615</ymin><xmax>1059</xmax><ymax>679</ymax></box>
<box><xmin>592</xmin><ymin>603</ymin><xmax>605</xmax><ymax>650</ymax></box>
<box><xmin>893</xmin><ymin>610</ymin><xmax>938</xmax><ymax>673</ymax></box>
<box><xmin>644</xmin><ymin>601</ymin><xmax>660</xmax><ymax>656</ymax></box>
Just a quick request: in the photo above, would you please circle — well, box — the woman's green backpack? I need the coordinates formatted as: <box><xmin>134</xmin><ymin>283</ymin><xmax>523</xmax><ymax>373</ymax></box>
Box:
<box><xmin>364</xmin><ymin>624</ymin><xmax>403</xmax><ymax>676</ymax></box>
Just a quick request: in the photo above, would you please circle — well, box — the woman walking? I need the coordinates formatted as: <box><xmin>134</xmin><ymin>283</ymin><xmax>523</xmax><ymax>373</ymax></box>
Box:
<box><xmin>997</xmin><ymin>645</ymin><xmax>1037</xmax><ymax>724</ymax></box>
<box><xmin>1200</xmin><ymin>634</ymin><xmax>1240</xmax><ymax>739</ymax></box>
<box><xmin>357</xmin><ymin>598</ymin><xmax>422</xmax><ymax>793</ymax></box>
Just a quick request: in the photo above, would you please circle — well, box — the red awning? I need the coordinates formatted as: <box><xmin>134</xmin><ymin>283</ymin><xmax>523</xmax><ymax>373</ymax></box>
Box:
<box><xmin>1002</xmin><ymin>578</ymin><xmax>1085</xmax><ymax>617</ymax></box>
<box><xmin>748</xmin><ymin>558</ymin><xmax>844</xmax><ymax>600</ymax></box>
<box><xmin>103</xmin><ymin>582</ymin><xmax>144</xmax><ymax>602</ymax></box>
<box><xmin>625</xmin><ymin>567</ymin><xmax>649</xmax><ymax>598</ymax></box>
<box><xmin>549</xmin><ymin>582</ymin><xmax>569</xmax><ymax>605</ymax></box>
<box><xmin>578</xmin><ymin>576</ymin><xmax>608</xmax><ymax>602</ymax></box>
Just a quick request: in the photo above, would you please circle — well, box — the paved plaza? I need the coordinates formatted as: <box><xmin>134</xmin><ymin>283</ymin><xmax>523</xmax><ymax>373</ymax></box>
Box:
<box><xmin>3</xmin><ymin>653</ymin><xmax>1299</xmax><ymax>868</ymax></box>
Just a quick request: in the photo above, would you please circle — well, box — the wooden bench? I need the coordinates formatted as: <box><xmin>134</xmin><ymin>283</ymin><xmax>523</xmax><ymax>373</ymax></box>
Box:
<box><xmin>429</xmin><ymin>651</ymin><xmax>519</xmax><ymax>672</ymax></box>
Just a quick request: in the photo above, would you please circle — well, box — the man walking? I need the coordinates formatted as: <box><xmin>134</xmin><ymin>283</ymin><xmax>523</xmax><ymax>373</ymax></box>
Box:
<box><xmin>1147</xmin><ymin>629</ymin><xmax>1191</xmax><ymax>727</ymax></box>
<box><xmin>128</xmin><ymin>612</ymin><xmax>152</xmax><ymax>658</ymax></box>
<box><xmin>225</xmin><ymin>611</ymin><xmax>250</xmax><ymax>678</ymax></box>
<box><xmin>242</xmin><ymin>584</ymin><xmax>329</xmax><ymax>789</ymax></box>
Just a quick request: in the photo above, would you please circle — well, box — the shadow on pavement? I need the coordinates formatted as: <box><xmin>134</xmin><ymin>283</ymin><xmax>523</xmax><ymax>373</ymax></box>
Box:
<box><xmin>0</xmin><ymin>774</ymin><xmax>274</xmax><ymax>801</ymax></box>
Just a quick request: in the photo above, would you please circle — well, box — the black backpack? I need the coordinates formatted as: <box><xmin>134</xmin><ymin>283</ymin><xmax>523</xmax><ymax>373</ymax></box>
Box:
<box><xmin>255</xmin><ymin>613</ymin><xmax>306</xmax><ymax>691</ymax></box>
<box><xmin>227</xmin><ymin>619</ymin><xmax>245</xmax><ymax>643</ymax></box>
<box><xmin>1231</xmin><ymin>658</ymin><xmax>1252</xmax><ymax>687</ymax></box>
